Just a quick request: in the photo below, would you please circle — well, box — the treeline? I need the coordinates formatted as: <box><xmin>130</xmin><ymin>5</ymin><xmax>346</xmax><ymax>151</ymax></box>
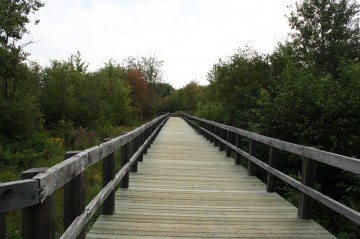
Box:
<box><xmin>168</xmin><ymin>0</ymin><xmax>359</xmax><ymax>238</ymax></box>
<box><xmin>0</xmin><ymin>52</ymin><xmax>174</xmax><ymax>166</ymax></box>
<box><xmin>1</xmin><ymin>1</ymin><xmax>179</xmax><ymax>174</ymax></box>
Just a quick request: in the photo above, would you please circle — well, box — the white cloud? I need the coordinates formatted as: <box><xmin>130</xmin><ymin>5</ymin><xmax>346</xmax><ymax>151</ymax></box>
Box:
<box><xmin>25</xmin><ymin>0</ymin><xmax>297</xmax><ymax>88</ymax></box>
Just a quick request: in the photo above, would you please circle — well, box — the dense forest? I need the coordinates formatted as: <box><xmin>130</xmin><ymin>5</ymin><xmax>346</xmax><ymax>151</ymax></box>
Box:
<box><xmin>1</xmin><ymin>0</ymin><xmax>360</xmax><ymax>238</ymax></box>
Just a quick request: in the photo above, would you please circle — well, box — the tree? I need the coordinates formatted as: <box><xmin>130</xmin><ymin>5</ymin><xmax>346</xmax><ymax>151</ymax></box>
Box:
<box><xmin>288</xmin><ymin>0</ymin><xmax>360</xmax><ymax>74</ymax></box>
<box><xmin>125</xmin><ymin>56</ymin><xmax>164</xmax><ymax>117</ymax></box>
<box><xmin>95</xmin><ymin>60</ymin><xmax>133</xmax><ymax>126</ymax></box>
<box><xmin>0</xmin><ymin>0</ymin><xmax>44</xmax><ymax>139</ymax></box>
<box><xmin>181</xmin><ymin>81</ymin><xmax>203</xmax><ymax>113</ymax></box>
<box><xmin>0</xmin><ymin>0</ymin><xmax>44</xmax><ymax>99</ymax></box>
<box><xmin>125</xmin><ymin>68</ymin><xmax>149</xmax><ymax>120</ymax></box>
<box><xmin>197</xmin><ymin>47</ymin><xmax>270</xmax><ymax>128</ymax></box>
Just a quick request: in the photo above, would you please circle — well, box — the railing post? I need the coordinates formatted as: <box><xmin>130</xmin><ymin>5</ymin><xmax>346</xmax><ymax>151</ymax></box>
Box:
<box><xmin>0</xmin><ymin>212</ymin><xmax>4</xmax><ymax>239</ymax></box>
<box><xmin>64</xmin><ymin>151</ymin><xmax>85</xmax><ymax>239</ymax></box>
<box><xmin>266</xmin><ymin>147</ymin><xmax>279</xmax><ymax>192</ymax></box>
<box><xmin>200</xmin><ymin>121</ymin><xmax>205</xmax><ymax>137</ymax></box>
<box><xmin>138</xmin><ymin>130</ymin><xmax>144</xmax><ymax>162</ymax></box>
<box><xmin>194</xmin><ymin>120</ymin><xmax>204</xmax><ymax>135</ymax></box>
<box><xmin>206</xmin><ymin>123</ymin><xmax>210</xmax><ymax>140</ymax></box>
<box><xmin>214</xmin><ymin>127</ymin><xmax>220</xmax><ymax>147</ymax></box>
<box><xmin>102</xmin><ymin>138</ymin><xmax>115</xmax><ymax>215</ymax></box>
<box><xmin>226</xmin><ymin>131</ymin><xmax>232</xmax><ymax>157</ymax></box>
<box><xmin>144</xmin><ymin>128</ymin><xmax>149</xmax><ymax>153</ymax></box>
<box><xmin>298</xmin><ymin>158</ymin><xmax>317</xmax><ymax>219</ymax></box>
<box><xmin>235</xmin><ymin>134</ymin><xmax>242</xmax><ymax>165</ymax></box>
<box><xmin>149</xmin><ymin>125</ymin><xmax>155</xmax><ymax>147</ymax></box>
<box><xmin>209</xmin><ymin>125</ymin><xmax>214</xmax><ymax>143</ymax></box>
<box><xmin>21</xmin><ymin>168</ymin><xmax>55</xmax><ymax>239</ymax></box>
<box><xmin>131</xmin><ymin>136</ymin><xmax>138</xmax><ymax>173</ymax></box>
<box><xmin>248</xmin><ymin>140</ymin><xmax>257</xmax><ymax>176</ymax></box>
<box><xmin>121</xmin><ymin>135</ymin><xmax>130</xmax><ymax>188</ymax></box>
<box><xmin>219</xmin><ymin>129</ymin><xmax>226</xmax><ymax>151</ymax></box>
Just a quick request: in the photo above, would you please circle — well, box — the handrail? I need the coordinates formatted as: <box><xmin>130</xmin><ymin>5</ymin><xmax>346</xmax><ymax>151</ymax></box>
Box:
<box><xmin>183</xmin><ymin>114</ymin><xmax>360</xmax><ymax>174</ymax></box>
<box><xmin>0</xmin><ymin>113</ymin><xmax>170</xmax><ymax>239</ymax></box>
<box><xmin>181</xmin><ymin>113</ymin><xmax>360</xmax><ymax>226</ymax></box>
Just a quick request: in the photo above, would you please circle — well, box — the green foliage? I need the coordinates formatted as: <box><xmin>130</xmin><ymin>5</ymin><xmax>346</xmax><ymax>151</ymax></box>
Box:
<box><xmin>196</xmin><ymin>101</ymin><xmax>224</xmax><ymax>122</ymax></box>
<box><xmin>93</xmin><ymin>60</ymin><xmax>133</xmax><ymax>125</ymax></box>
<box><xmin>0</xmin><ymin>93</ymin><xmax>43</xmax><ymax>139</ymax></box>
<box><xmin>0</xmin><ymin>0</ymin><xmax>44</xmax><ymax>107</ymax></box>
<box><xmin>288</xmin><ymin>0</ymin><xmax>360</xmax><ymax>74</ymax></box>
<box><xmin>197</xmin><ymin>47</ymin><xmax>270</xmax><ymax>128</ymax></box>
<box><xmin>0</xmin><ymin>0</ymin><xmax>44</xmax><ymax>46</ymax></box>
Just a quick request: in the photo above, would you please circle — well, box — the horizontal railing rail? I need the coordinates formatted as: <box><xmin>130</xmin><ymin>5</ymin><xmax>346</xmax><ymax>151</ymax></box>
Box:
<box><xmin>182</xmin><ymin>114</ymin><xmax>360</xmax><ymax>226</ymax></box>
<box><xmin>0</xmin><ymin>113</ymin><xmax>170</xmax><ymax>239</ymax></box>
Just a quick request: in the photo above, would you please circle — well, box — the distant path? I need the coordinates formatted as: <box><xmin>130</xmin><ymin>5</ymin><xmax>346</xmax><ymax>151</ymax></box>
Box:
<box><xmin>87</xmin><ymin>117</ymin><xmax>335</xmax><ymax>238</ymax></box>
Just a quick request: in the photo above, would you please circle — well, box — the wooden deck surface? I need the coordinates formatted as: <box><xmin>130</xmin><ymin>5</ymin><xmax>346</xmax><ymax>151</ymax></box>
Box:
<box><xmin>87</xmin><ymin>117</ymin><xmax>335</xmax><ymax>239</ymax></box>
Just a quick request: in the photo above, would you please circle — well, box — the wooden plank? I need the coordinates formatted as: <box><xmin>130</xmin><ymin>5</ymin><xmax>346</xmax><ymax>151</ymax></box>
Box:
<box><xmin>183</xmin><ymin>114</ymin><xmax>360</xmax><ymax>174</ymax></box>
<box><xmin>0</xmin><ymin>179</ymin><xmax>39</xmax><ymax>213</ymax></box>
<box><xmin>87</xmin><ymin>117</ymin><xmax>335</xmax><ymax>239</ymax></box>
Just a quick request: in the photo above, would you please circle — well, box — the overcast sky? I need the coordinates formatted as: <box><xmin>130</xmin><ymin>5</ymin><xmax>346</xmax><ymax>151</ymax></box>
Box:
<box><xmin>25</xmin><ymin>0</ymin><xmax>299</xmax><ymax>88</ymax></box>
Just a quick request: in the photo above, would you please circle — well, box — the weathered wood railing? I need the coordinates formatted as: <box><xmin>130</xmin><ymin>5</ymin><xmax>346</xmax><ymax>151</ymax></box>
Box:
<box><xmin>182</xmin><ymin>114</ymin><xmax>360</xmax><ymax>225</ymax></box>
<box><xmin>0</xmin><ymin>113</ymin><xmax>170</xmax><ymax>239</ymax></box>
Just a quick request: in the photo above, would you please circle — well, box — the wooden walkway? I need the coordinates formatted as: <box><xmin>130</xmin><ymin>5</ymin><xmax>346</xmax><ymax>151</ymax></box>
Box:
<box><xmin>87</xmin><ymin>117</ymin><xmax>335</xmax><ymax>238</ymax></box>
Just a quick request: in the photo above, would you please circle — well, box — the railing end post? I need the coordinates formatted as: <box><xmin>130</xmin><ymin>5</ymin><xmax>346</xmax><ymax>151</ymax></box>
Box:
<box><xmin>21</xmin><ymin>168</ymin><xmax>55</xmax><ymax>239</ymax></box>
<box><xmin>0</xmin><ymin>208</ymin><xmax>5</xmax><ymax>239</ymax></box>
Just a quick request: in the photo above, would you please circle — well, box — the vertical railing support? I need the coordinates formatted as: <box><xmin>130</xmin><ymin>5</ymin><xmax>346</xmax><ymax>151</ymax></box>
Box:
<box><xmin>248</xmin><ymin>140</ymin><xmax>257</xmax><ymax>176</ymax></box>
<box><xmin>235</xmin><ymin>134</ymin><xmax>242</xmax><ymax>165</ymax></box>
<box><xmin>138</xmin><ymin>130</ymin><xmax>144</xmax><ymax>162</ymax></box>
<box><xmin>64</xmin><ymin>151</ymin><xmax>85</xmax><ymax>239</ymax></box>
<box><xmin>144</xmin><ymin>128</ymin><xmax>149</xmax><ymax>154</ymax></box>
<box><xmin>21</xmin><ymin>168</ymin><xmax>55</xmax><ymax>239</ymax></box>
<box><xmin>266</xmin><ymin>147</ymin><xmax>279</xmax><ymax>192</ymax></box>
<box><xmin>0</xmin><ymin>212</ymin><xmax>4</xmax><ymax>239</ymax></box>
<box><xmin>149</xmin><ymin>125</ymin><xmax>155</xmax><ymax>147</ymax></box>
<box><xmin>214</xmin><ymin>127</ymin><xmax>220</xmax><ymax>147</ymax></box>
<box><xmin>226</xmin><ymin>131</ymin><xmax>232</xmax><ymax>157</ymax></box>
<box><xmin>131</xmin><ymin>137</ymin><xmax>138</xmax><ymax>173</ymax></box>
<box><xmin>298</xmin><ymin>158</ymin><xmax>317</xmax><ymax>219</ymax></box>
<box><xmin>206</xmin><ymin>123</ymin><xmax>211</xmax><ymax>141</ymax></box>
<box><xmin>121</xmin><ymin>138</ymin><xmax>130</xmax><ymax>188</ymax></box>
<box><xmin>102</xmin><ymin>138</ymin><xmax>115</xmax><ymax>215</ymax></box>
<box><xmin>219</xmin><ymin>129</ymin><xmax>226</xmax><ymax>151</ymax></box>
<box><xmin>200</xmin><ymin>121</ymin><xmax>205</xmax><ymax>137</ymax></box>
<box><xmin>209</xmin><ymin>125</ymin><xmax>214</xmax><ymax>143</ymax></box>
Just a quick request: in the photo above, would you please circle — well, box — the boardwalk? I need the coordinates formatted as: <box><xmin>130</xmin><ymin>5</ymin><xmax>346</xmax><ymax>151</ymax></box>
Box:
<box><xmin>87</xmin><ymin>117</ymin><xmax>335</xmax><ymax>238</ymax></box>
